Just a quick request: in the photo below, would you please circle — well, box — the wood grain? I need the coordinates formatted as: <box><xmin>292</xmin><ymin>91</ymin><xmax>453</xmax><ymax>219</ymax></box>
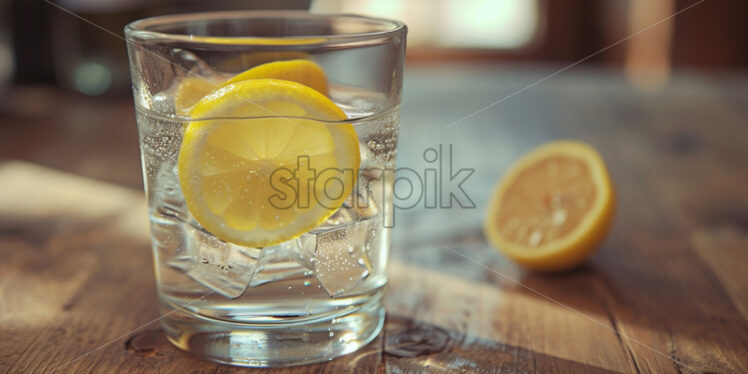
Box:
<box><xmin>1</xmin><ymin>66</ymin><xmax>747</xmax><ymax>373</ymax></box>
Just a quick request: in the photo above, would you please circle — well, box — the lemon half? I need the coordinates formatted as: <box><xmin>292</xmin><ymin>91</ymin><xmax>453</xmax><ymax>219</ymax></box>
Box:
<box><xmin>484</xmin><ymin>141</ymin><xmax>616</xmax><ymax>272</ymax></box>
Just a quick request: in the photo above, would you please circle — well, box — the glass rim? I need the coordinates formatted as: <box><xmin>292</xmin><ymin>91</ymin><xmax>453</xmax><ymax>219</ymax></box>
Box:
<box><xmin>135</xmin><ymin>100</ymin><xmax>400</xmax><ymax>125</ymax></box>
<box><xmin>125</xmin><ymin>10</ymin><xmax>406</xmax><ymax>47</ymax></box>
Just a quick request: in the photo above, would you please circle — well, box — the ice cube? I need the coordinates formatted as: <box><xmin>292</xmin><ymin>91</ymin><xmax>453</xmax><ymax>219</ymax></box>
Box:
<box><xmin>170</xmin><ymin>226</ymin><xmax>258</xmax><ymax>299</ymax></box>
<box><xmin>151</xmin><ymin>218</ymin><xmax>193</xmax><ymax>272</ymax></box>
<box><xmin>312</xmin><ymin>218</ymin><xmax>375</xmax><ymax>297</ymax></box>
<box><xmin>358</xmin><ymin>139</ymin><xmax>376</xmax><ymax>170</ymax></box>
<box><xmin>171</xmin><ymin>49</ymin><xmax>215</xmax><ymax>79</ymax></box>
<box><xmin>350</xmin><ymin>190</ymin><xmax>379</xmax><ymax>220</ymax></box>
<box><xmin>311</xmin><ymin>206</ymin><xmax>354</xmax><ymax>233</ymax></box>
<box><xmin>315</xmin><ymin>188</ymin><xmax>379</xmax><ymax>231</ymax></box>
<box><xmin>362</xmin><ymin>217</ymin><xmax>384</xmax><ymax>272</ymax></box>
<box><xmin>152</xmin><ymin>166</ymin><xmax>190</xmax><ymax>222</ymax></box>
<box><xmin>151</xmin><ymin>91</ymin><xmax>175</xmax><ymax>116</ymax></box>
<box><xmin>135</xmin><ymin>85</ymin><xmax>155</xmax><ymax>113</ymax></box>
<box><xmin>140</xmin><ymin>49</ymin><xmax>224</xmax><ymax>114</ymax></box>
<box><xmin>248</xmin><ymin>237</ymin><xmax>315</xmax><ymax>287</ymax></box>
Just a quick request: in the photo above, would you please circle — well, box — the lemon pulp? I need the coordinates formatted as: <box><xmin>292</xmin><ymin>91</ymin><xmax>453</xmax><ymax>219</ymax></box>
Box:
<box><xmin>484</xmin><ymin>141</ymin><xmax>615</xmax><ymax>272</ymax></box>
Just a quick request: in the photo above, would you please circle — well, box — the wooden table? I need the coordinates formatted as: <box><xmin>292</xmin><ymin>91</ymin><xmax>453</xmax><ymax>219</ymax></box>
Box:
<box><xmin>1</xmin><ymin>65</ymin><xmax>747</xmax><ymax>373</ymax></box>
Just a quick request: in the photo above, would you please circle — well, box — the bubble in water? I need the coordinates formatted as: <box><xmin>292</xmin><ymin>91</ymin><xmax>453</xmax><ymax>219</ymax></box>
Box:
<box><xmin>151</xmin><ymin>92</ymin><xmax>175</xmax><ymax>116</ymax></box>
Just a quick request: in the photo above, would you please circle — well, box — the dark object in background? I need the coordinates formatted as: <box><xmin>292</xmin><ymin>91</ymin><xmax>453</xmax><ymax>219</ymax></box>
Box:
<box><xmin>10</xmin><ymin>0</ymin><xmax>311</xmax><ymax>95</ymax></box>
<box><xmin>10</xmin><ymin>0</ymin><xmax>57</xmax><ymax>85</ymax></box>
<box><xmin>49</xmin><ymin>0</ymin><xmax>148</xmax><ymax>96</ymax></box>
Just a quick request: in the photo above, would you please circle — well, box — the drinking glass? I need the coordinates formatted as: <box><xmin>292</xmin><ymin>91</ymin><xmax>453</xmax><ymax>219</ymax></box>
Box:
<box><xmin>125</xmin><ymin>11</ymin><xmax>405</xmax><ymax>366</ymax></box>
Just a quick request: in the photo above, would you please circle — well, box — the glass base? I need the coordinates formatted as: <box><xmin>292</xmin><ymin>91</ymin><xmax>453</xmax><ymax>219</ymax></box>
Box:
<box><xmin>161</xmin><ymin>296</ymin><xmax>385</xmax><ymax>367</ymax></box>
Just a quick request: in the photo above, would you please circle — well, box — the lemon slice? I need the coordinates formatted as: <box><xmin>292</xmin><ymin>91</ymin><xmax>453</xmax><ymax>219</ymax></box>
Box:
<box><xmin>173</xmin><ymin>59</ymin><xmax>329</xmax><ymax>115</ymax></box>
<box><xmin>174</xmin><ymin>77</ymin><xmax>221</xmax><ymax>115</ymax></box>
<box><xmin>222</xmin><ymin>59</ymin><xmax>328</xmax><ymax>96</ymax></box>
<box><xmin>178</xmin><ymin>78</ymin><xmax>360</xmax><ymax>247</ymax></box>
<box><xmin>484</xmin><ymin>141</ymin><xmax>616</xmax><ymax>272</ymax></box>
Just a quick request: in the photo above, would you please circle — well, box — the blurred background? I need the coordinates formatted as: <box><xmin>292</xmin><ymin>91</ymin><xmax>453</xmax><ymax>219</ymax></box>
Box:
<box><xmin>0</xmin><ymin>0</ymin><xmax>746</xmax><ymax>189</ymax></box>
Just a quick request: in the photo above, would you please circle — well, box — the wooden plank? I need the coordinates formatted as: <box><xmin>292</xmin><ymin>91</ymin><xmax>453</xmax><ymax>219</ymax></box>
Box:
<box><xmin>0</xmin><ymin>162</ymin><xmax>174</xmax><ymax>373</ymax></box>
<box><xmin>0</xmin><ymin>87</ymin><xmax>142</xmax><ymax>189</ymax></box>
<box><xmin>690</xmin><ymin>229</ymin><xmax>748</xmax><ymax>321</ymax></box>
<box><xmin>385</xmin><ymin>252</ymin><xmax>635</xmax><ymax>373</ymax></box>
<box><xmin>550</xmin><ymin>81</ymin><xmax>748</xmax><ymax>373</ymax></box>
